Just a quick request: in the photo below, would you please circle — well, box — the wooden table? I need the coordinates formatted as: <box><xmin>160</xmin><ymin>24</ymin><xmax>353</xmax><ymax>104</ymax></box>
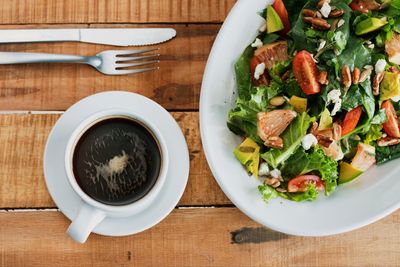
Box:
<box><xmin>0</xmin><ymin>1</ymin><xmax>399</xmax><ymax>266</ymax></box>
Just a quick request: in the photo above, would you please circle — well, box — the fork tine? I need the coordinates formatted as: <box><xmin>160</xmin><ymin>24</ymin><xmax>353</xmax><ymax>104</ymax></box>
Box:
<box><xmin>115</xmin><ymin>48</ymin><xmax>159</xmax><ymax>57</ymax></box>
<box><xmin>115</xmin><ymin>54</ymin><xmax>160</xmax><ymax>62</ymax></box>
<box><xmin>115</xmin><ymin>60</ymin><xmax>159</xmax><ymax>69</ymax></box>
<box><xmin>114</xmin><ymin>67</ymin><xmax>159</xmax><ymax>75</ymax></box>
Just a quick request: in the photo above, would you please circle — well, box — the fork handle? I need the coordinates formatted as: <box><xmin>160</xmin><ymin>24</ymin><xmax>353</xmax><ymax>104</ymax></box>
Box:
<box><xmin>0</xmin><ymin>52</ymin><xmax>88</xmax><ymax>64</ymax></box>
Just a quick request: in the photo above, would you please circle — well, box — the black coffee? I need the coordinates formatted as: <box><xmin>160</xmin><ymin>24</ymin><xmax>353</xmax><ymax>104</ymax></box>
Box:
<box><xmin>72</xmin><ymin>117</ymin><xmax>161</xmax><ymax>206</ymax></box>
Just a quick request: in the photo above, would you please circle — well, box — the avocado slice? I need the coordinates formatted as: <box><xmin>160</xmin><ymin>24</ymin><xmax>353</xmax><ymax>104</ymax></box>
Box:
<box><xmin>380</xmin><ymin>72</ymin><xmax>400</xmax><ymax>101</ymax></box>
<box><xmin>318</xmin><ymin>108</ymin><xmax>333</xmax><ymax>130</ymax></box>
<box><xmin>233</xmin><ymin>138</ymin><xmax>260</xmax><ymax>177</ymax></box>
<box><xmin>289</xmin><ymin>96</ymin><xmax>307</xmax><ymax>113</ymax></box>
<box><xmin>266</xmin><ymin>6</ymin><xmax>284</xmax><ymax>34</ymax></box>
<box><xmin>339</xmin><ymin>162</ymin><xmax>363</xmax><ymax>184</ymax></box>
<box><xmin>355</xmin><ymin>18</ymin><xmax>388</xmax><ymax>35</ymax></box>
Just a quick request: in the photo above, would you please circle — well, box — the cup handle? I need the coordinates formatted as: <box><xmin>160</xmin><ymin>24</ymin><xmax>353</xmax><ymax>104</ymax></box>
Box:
<box><xmin>66</xmin><ymin>202</ymin><xmax>106</xmax><ymax>243</ymax></box>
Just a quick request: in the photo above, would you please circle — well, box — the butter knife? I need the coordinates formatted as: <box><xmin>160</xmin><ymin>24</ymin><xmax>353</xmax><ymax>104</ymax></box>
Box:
<box><xmin>0</xmin><ymin>28</ymin><xmax>176</xmax><ymax>46</ymax></box>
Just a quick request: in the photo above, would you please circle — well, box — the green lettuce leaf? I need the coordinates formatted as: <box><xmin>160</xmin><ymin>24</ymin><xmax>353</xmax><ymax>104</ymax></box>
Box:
<box><xmin>261</xmin><ymin>112</ymin><xmax>313</xmax><ymax>168</ymax></box>
<box><xmin>234</xmin><ymin>45</ymin><xmax>254</xmax><ymax>100</ymax></box>
<box><xmin>281</xmin><ymin>146</ymin><xmax>338</xmax><ymax>195</ymax></box>
<box><xmin>286</xmin><ymin>185</ymin><xmax>318</xmax><ymax>202</ymax></box>
<box><xmin>364</xmin><ymin>124</ymin><xmax>383</xmax><ymax>145</ymax></box>
<box><xmin>258</xmin><ymin>185</ymin><xmax>279</xmax><ymax>203</ymax></box>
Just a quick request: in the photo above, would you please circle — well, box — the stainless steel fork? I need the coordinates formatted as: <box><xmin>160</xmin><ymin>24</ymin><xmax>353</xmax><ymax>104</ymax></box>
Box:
<box><xmin>0</xmin><ymin>49</ymin><xmax>160</xmax><ymax>75</ymax></box>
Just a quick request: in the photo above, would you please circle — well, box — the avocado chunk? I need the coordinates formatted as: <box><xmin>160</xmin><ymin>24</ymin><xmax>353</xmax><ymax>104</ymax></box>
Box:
<box><xmin>318</xmin><ymin>108</ymin><xmax>333</xmax><ymax>130</ymax></box>
<box><xmin>234</xmin><ymin>138</ymin><xmax>260</xmax><ymax>177</ymax></box>
<box><xmin>266</xmin><ymin>6</ymin><xmax>284</xmax><ymax>34</ymax></box>
<box><xmin>380</xmin><ymin>72</ymin><xmax>400</xmax><ymax>101</ymax></box>
<box><xmin>355</xmin><ymin>18</ymin><xmax>388</xmax><ymax>35</ymax></box>
<box><xmin>289</xmin><ymin>96</ymin><xmax>307</xmax><ymax>113</ymax></box>
<box><xmin>338</xmin><ymin>162</ymin><xmax>363</xmax><ymax>184</ymax></box>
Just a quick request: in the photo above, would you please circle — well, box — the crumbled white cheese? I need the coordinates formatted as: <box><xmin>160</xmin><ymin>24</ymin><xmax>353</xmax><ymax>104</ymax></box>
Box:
<box><xmin>392</xmin><ymin>95</ymin><xmax>400</xmax><ymax>102</ymax></box>
<box><xmin>270</xmin><ymin>169</ymin><xmax>281</xmax><ymax>179</ymax></box>
<box><xmin>254</xmin><ymin>63</ymin><xmax>266</xmax><ymax>80</ymax></box>
<box><xmin>382</xmin><ymin>133</ymin><xmax>388</xmax><ymax>138</ymax></box>
<box><xmin>327</xmin><ymin>89</ymin><xmax>342</xmax><ymax>116</ymax></box>
<box><xmin>251</xmin><ymin>38</ymin><xmax>263</xmax><ymax>49</ymax></box>
<box><xmin>317</xmin><ymin>39</ymin><xmax>327</xmax><ymax>52</ymax></box>
<box><xmin>381</xmin><ymin>16</ymin><xmax>387</xmax><ymax>22</ymax></box>
<box><xmin>301</xmin><ymin>134</ymin><xmax>318</xmax><ymax>151</ymax></box>
<box><xmin>375</xmin><ymin>59</ymin><xmax>387</xmax><ymax>74</ymax></box>
<box><xmin>337</xmin><ymin>19</ymin><xmax>345</xmax><ymax>28</ymax></box>
<box><xmin>366</xmin><ymin>40</ymin><xmax>372</xmax><ymax>45</ymax></box>
<box><xmin>320</xmin><ymin>2</ymin><xmax>332</xmax><ymax>18</ymax></box>
<box><xmin>368</xmin><ymin>44</ymin><xmax>375</xmax><ymax>49</ymax></box>
<box><xmin>258</xmin><ymin>162</ymin><xmax>270</xmax><ymax>177</ymax></box>
<box><xmin>259</xmin><ymin>22</ymin><xmax>267</xmax><ymax>32</ymax></box>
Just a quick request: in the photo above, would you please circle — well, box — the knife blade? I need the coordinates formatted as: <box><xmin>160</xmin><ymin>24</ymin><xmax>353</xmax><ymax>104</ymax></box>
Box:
<box><xmin>0</xmin><ymin>28</ymin><xmax>176</xmax><ymax>46</ymax></box>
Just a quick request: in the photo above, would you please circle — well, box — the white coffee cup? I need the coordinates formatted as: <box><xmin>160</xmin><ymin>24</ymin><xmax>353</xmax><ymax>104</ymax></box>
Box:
<box><xmin>64</xmin><ymin>109</ymin><xmax>169</xmax><ymax>243</ymax></box>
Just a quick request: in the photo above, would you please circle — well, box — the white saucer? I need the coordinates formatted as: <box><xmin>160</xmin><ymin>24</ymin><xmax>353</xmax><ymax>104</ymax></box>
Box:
<box><xmin>44</xmin><ymin>91</ymin><xmax>190</xmax><ymax>236</ymax></box>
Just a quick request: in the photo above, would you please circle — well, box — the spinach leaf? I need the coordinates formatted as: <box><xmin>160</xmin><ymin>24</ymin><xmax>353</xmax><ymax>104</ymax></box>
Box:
<box><xmin>283</xmin><ymin>0</ymin><xmax>311</xmax><ymax>27</ymax></box>
<box><xmin>235</xmin><ymin>45</ymin><xmax>254</xmax><ymax>100</ymax></box>
<box><xmin>342</xmin><ymin>85</ymin><xmax>363</xmax><ymax>111</ymax></box>
<box><xmin>263</xmin><ymin>33</ymin><xmax>280</xmax><ymax>44</ymax></box>
<box><xmin>376</xmin><ymin>143</ymin><xmax>400</xmax><ymax>164</ymax></box>
<box><xmin>261</xmin><ymin>112</ymin><xmax>314</xmax><ymax>168</ymax></box>
<box><xmin>371</xmin><ymin>109</ymin><xmax>388</xmax><ymax>124</ymax></box>
<box><xmin>336</xmin><ymin>37</ymin><xmax>372</xmax><ymax>70</ymax></box>
<box><xmin>281</xmin><ymin>146</ymin><xmax>338</xmax><ymax>195</ymax></box>
<box><xmin>360</xmin><ymin>77</ymin><xmax>375</xmax><ymax>119</ymax></box>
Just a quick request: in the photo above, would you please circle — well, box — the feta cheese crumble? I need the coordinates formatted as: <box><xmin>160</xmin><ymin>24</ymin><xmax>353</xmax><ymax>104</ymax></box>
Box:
<box><xmin>254</xmin><ymin>63</ymin><xmax>266</xmax><ymax>80</ymax></box>
<box><xmin>270</xmin><ymin>169</ymin><xmax>281</xmax><ymax>179</ymax></box>
<box><xmin>301</xmin><ymin>134</ymin><xmax>318</xmax><ymax>150</ymax></box>
<box><xmin>251</xmin><ymin>38</ymin><xmax>263</xmax><ymax>49</ymax></box>
<box><xmin>392</xmin><ymin>95</ymin><xmax>400</xmax><ymax>102</ymax></box>
<box><xmin>320</xmin><ymin>2</ymin><xmax>332</xmax><ymax>18</ymax></box>
<box><xmin>375</xmin><ymin>59</ymin><xmax>387</xmax><ymax>74</ymax></box>
<box><xmin>327</xmin><ymin>89</ymin><xmax>342</xmax><ymax>116</ymax></box>
<box><xmin>258</xmin><ymin>162</ymin><xmax>270</xmax><ymax>177</ymax></box>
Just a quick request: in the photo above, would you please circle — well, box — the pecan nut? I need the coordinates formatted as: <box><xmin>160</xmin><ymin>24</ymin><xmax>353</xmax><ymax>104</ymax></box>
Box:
<box><xmin>352</xmin><ymin>67</ymin><xmax>360</xmax><ymax>85</ymax></box>
<box><xmin>342</xmin><ymin>65</ymin><xmax>352</xmax><ymax>89</ymax></box>
<box><xmin>377</xmin><ymin>137</ymin><xmax>400</xmax><ymax>147</ymax></box>
<box><xmin>318</xmin><ymin>70</ymin><xmax>329</xmax><ymax>85</ymax></box>
<box><xmin>303</xmin><ymin>9</ymin><xmax>317</xmax><ymax>17</ymax></box>
<box><xmin>303</xmin><ymin>16</ymin><xmax>314</xmax><ymax>24</ymax></box>
<box><xmin>317</xmin><ymin>0</ymin><xmax>327</xmax><ymax>9</ymax></box>
<box><xmin>373</xmin><ymin>72</ymin><xmax>384</xmax><ymax>96</ymax></box>
<box><xmin>359</xmin><ymin>68</ymin><xmax>372</xmax><ymax>83</ymax></box>
<box><xmin>329</xmin><ymin>9</ymin><xmax>344</xmax><ymax>18</ymax></box>
<box><xmin>265</xmin><ymin>178</ymin><xmax>281</xmax><ymax>188</ymax></box>
<box><xmin>311</xmin><ymin>18</ymin><xmax>331</xmax><ymax>30</ymax></box>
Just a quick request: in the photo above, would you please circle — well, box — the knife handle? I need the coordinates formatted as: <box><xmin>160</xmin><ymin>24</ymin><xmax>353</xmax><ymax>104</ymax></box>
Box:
<box><xmin>0</xmin><ymin>29</ymin><xmax>79</xmax><ymax>43</ymax></box>
<box><xmin>0</xmin><ymin>52</ymin><xmax>87</xmax><ymax>64</ymax></box>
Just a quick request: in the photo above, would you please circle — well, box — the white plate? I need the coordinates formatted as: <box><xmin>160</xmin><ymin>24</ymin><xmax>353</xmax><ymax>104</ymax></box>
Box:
<box><xmin>200</xmin><ymin>0</ymin><xmax>400</xmax><ymax>236</ymax></box>
<box><xmin>44</xmin><ymin>91</ymin><xmax>189</xmax><ymax>236</ymax></box>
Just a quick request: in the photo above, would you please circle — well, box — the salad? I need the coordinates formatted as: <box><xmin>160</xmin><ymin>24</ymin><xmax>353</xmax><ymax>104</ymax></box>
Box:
<box><xmin>228</xmin><ymin>0</ymin><xmax>400</xmax><ymax>202</ymax></box>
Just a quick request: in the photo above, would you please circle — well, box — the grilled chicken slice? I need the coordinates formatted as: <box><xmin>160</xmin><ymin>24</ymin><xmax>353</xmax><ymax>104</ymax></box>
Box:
<box><xmin>257</xmin><ymin>110</ymin><xmax>297</xmax><ymax>148</ymax></box>
<box><xmin>322</xmin><ymin>140</ymin><xmax>344</xmax><ymax>161</ymax></box>
<box><xmin>386</xmin><ymin>33</ymin><xmax>400</xmax><ymax>65</ymax></box>
<box><xmin>351</xmin><ymin>143</ymin><xmax>376</xmax><ymax>171</ymax></box>
<box><xmin>254</xmin><ymin>41</ymin><xmax>289</xmax><ymax>70</ymax></box>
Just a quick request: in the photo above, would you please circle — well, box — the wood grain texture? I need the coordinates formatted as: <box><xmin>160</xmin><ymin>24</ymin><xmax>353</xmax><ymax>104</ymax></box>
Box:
<box><xmin>1</xmin><ymin>208</ymin><xmax>400</xmax><ymax>267</ymax></box>
<box><xmin>0</xmin><ymin>24</ymin><xmax>220</xmax><ymax>111</ymax></box>
<box><xmin>0</xmin><ymin>112</ymin><xmax>229</xmax><ymax>208</ymax></box>
<box><xmin>0</xmin><ymin>0</ymin><xmax>235</xmax><ymax>24</ymax></box>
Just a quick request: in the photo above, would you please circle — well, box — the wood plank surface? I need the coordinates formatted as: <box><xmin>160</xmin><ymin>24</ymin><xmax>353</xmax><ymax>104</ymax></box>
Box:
<box><xmin>0</xmin><ymin>0</ymin><xmax>235</xmax><ymax>24</ymax></box>
<box><xmin>0</xmin><ymin>24</ymin><xmax>220</xmax><ymax>111</ymax></box>
<box><xmin>0</xmin><ymin>112</ymin><xmax>229</xmax><ymax>208</ymax></box>
<box><xmin>1</xmin><ymin>208</ymin><xmax>400</xmax><ymax>267</ymax></box>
